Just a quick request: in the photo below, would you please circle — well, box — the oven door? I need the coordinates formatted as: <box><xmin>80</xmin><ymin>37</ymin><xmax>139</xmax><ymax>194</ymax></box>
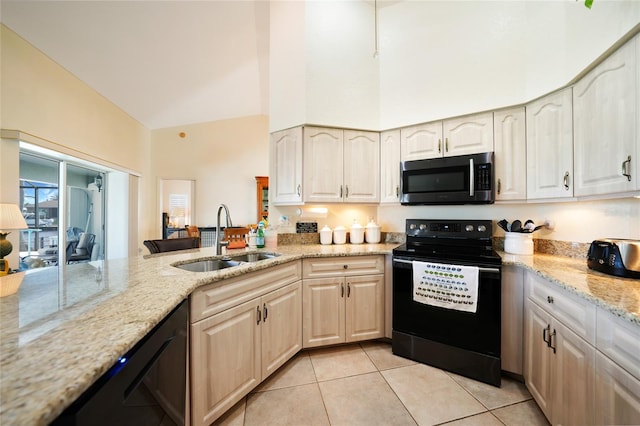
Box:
<box><xmin>392</xmin><ymin>257</ymin><xmax>501</xmax><ymax>357</ymax></box>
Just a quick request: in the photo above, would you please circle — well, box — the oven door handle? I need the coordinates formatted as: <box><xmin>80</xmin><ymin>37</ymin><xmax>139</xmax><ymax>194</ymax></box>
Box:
<box><xmin>393</xmin><ymin>258</ymin><xmax>500</xmax><ymax>274</ymax></box>
<box><xmin>469</xmin><ymin>158</ymin><xmax>475</xmax><ymax>197</ymax></box>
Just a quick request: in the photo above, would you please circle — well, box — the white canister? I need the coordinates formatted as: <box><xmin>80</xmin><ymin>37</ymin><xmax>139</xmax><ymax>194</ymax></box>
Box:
<box><xmin>350</xmin><ymin>222</ymin><xmax>364</xmax><ymax>244</ymax></box>
<box><xmin>320</xmin><ymin>225</ymin><xmax>333</xmax><ymax>245</ymax></box>
<box><xmin>246</xmin><ymin>233</ymin><xmax>257</xmax><ymax>248</ymax></box>
<box><xmin>504</xmin><ymin>232</ymin><xmax>534</xmax><ymax>255</ymax></box>
<box><xmin>333</xmin><ymin>226</ymin><xmax>347</xmax><ymax>245</ymax></box>
<box><xmin>365</xmin><ymin>220</ymin><xmax>381</xmax><ymax>244</ymax></box>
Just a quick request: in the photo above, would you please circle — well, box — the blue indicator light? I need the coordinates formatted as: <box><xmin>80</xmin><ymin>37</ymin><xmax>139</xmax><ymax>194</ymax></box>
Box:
<box><xmin>119</xmin><ymin>357</ymin><xmax>127</xmax><ymax>364</ymax></box>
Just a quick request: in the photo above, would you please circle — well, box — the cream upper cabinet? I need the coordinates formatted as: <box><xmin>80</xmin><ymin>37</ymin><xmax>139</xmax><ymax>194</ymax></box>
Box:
<box><xmin>400</xmin><ymin>121</ymin><xmax>443</xmax><ymax>161</ymax></box>
<box><xmin>270</xmin><ymin>127</ymin><xmax>303</xmax><ymax>205</ymax></box>
<box><xmin>526</xmin><ymin>88</ymin><xmax>574</xmax><ymax>200</ymax></box>
<box><xmin>343</xmin><ymin>130</ymin><xmax>380</xmax><ymax>203</ymax></box>
<box><xmin>443</xmin><ymin>112</ymin><xmax>494</xmax><ymax>157</ymax></box>
<box><xmin>574</xmin><ymin>36</ymin><xmax>638</xmax><ymax>196</ymax></box>
<box><xmin>494</xmin><ymin>107</ymin><xmax>527</xmax><ymax>201</ymax></box>
<box><xmin>380</xmin><ymin>129</ymin><xmax>401</xmax><ymax>204</ymax></box>
<box><xmin>303</xmin><ymin>127</ymin><xmax>379</xmax><ymax>203</ymax></box>
<box><xmin>303</xmin><ymin>127</ymin><xmax>343</xmax><ymax>203</ymax></box>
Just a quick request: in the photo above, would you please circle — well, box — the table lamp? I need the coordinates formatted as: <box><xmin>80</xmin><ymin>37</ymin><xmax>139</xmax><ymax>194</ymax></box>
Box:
<box><xmin>0</xmin><ymin>203</ymin><xmax>28</xmax><ymax>276</ymax></box>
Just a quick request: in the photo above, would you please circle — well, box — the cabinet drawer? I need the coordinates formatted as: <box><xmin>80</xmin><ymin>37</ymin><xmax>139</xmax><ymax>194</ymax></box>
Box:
<box><xmin>525</xmin><ymin>271</ymin><xmax>596</xmax><ymax>344</ymax></box>
<box><xmin>302</xmin><ymin>255</ymin><xmax>384</xmax><ymax>278</ymax></box>
<box><xmin>596</xmin><ymin>307</ymin><xmax>640</xmax><ymax>381</ymax></box>
<box><xmin>190</xmin><ymin>261</ymin><xmax>302</xmax><ymax>323</ymax></box>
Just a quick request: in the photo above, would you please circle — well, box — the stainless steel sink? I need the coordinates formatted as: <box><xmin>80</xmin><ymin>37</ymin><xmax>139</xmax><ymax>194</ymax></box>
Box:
<box><xmin>174</xmin><ymin>259</ymin><xmax>242</xmax><ymax>272</ymax></box>
<box><xmin>229</xmin><ymin>252</ymin><xmax>280</xmax><ymax>262</ymax></box>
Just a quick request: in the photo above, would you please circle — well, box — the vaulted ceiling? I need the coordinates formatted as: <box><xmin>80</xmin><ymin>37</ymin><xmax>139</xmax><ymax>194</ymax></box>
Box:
<box><xmin>1</xmin><ymin>1</ymin><xmax>270</xmax><ymax>130</ymax></box>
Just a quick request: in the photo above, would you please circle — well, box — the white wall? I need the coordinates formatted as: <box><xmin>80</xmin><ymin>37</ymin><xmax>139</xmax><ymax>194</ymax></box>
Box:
<box><xmin>269</xmin><ymin>0</ymin><xmax>379</xmax><ymax>132</ymax></box>
<box><xmin>269</xmin><ymin>1</ymin><xmax>307</xmax><ymax>132</ymax></box>
<box><xmin>0</xmin><ymin>25</ymin><xmax>153</xmax><ymax>248</ymax></box>
<box><xmin>377</xmin><ymin>198</ymin><xmax>640</xmax><ymax>244</ymax></box>
<box><xmin>150</xmin><ymin>115</ymin><xmax>269</xmax><ymax>234</ymax></box>
<box><xmin>379</xmin><ymin>1</ymin><xmax>640</xmax><ymax>129</ymax></box>
<box><xmin>304</xmin><ymin>1</ymin><xmax>379</xmax><ymax>129</ymax></box>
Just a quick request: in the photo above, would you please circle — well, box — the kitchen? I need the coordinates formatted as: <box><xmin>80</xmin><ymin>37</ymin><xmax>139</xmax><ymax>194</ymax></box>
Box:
<box><xmin>1</xmin><ymin>1</ymin><xmax>639</xmax><ymax>425</ymax></box>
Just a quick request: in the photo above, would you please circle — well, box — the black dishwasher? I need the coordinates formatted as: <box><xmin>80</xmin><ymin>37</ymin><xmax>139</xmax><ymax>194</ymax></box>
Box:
<box><xmin>54</xmin><ymin>299</ymin><xmax>188</xmax><ymax>426</ymax></box>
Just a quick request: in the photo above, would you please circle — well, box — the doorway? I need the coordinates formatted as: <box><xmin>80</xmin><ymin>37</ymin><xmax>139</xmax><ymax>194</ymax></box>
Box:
<box><xmin>159</xmin><ymin>179</ymin><xmax>195</xmax><ymax>238</ymax></box>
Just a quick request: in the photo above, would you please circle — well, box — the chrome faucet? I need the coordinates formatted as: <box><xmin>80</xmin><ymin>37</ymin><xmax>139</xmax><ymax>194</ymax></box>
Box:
<box><xmin>215</xmin><ymin>204</ymin><xmax>233</xmax><ymax>255</ymax></box>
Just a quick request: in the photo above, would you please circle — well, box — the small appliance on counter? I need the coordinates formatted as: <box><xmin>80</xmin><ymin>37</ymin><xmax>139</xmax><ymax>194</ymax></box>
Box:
<box><xmin>587</xmin><ymin>239</ymin><xmax>640</xmax><ymax>279</ymax></box>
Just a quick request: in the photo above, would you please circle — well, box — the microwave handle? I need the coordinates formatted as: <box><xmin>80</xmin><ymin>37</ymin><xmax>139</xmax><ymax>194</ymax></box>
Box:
<box><xmin>469</xmin><ymin>158</ymin><xmax>474</xmax><ymax>197</ymax></box>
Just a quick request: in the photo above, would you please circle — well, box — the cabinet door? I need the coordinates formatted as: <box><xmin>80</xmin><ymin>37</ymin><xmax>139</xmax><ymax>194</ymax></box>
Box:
<box><xmin>302</xmin><ymin>277</ymin><xmax>345</xmax><ymax>348</ymax></box>
<box><xmin>443</xmin><ymin>112</ymin><xmax>494</xmax><ymax>157</ymax></box>
<box><xmin>501</xmin><ymin>265</ymin><xmax>524</xmax><ymax>375</ymax></box>
<box><xmin>595</xmin><ymin>352</ymin><xmax>640</xmax><ymax>425</ymax></box>
<box><xmin>400</xmin><ymin>121</ymin><xmax>443</xmax><ymax>161</ymax></box>
<box><xmin>552</xmin><ymin>320</ymin><xmax>596</xmax><ymax>426</ymax></box>
<box><xmin>261</xmin><ymin>281</ymin><xmax>302</xmax><ymax>380</ymax></box>
<box><xmin>191</xmin><ymin>299</ymin><xmax>261</xmax><ymax>426</ymax></box>
<box><xmin>526</xmin><ymin>88</ymin><xmax>574</xmax><ymax>199</ymax></box>
<box><xmin>345</xmin><ymin>274</ymin><xmax>384</xmax><ymax>342</ymax></box>
<box><xmin>271</xmin><ymin>127</ymin><xmax>303</xmax><ymax>205</ymax></box>
<box><xmin>574</xmin><ymin>37</ymin><xmax>638</xmax><ymax>196</ymax></box>
<box><xmin>596</xmin><ymin>307</ymin><xmax>640</xmax><ymax>381</ymax></box>
<box><xmin>344</xmin><ymin>130</ymin><xmax>380</xmax><ymax>203</ymax></box>
<box><xmin>524</xmin><ymin>299</ymin><xmax>553</xmax><ymax>420</ymax></box>
<box><xmin>303</xmin><ymin>127</ymin><xmax>344</xmax><ymax>203</ymax></box>
<box><xmin>380</xmin><ymin>129</ymin><xmax>401</xmax><ymax>204</ymax></box>
<box><xmin>494</xmin><ymin>107</ymin><xmax>527</xmax><ymax>201</ymax></box>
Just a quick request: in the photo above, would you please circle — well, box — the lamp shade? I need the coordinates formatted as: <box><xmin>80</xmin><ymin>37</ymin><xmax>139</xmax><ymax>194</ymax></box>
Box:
<box><xmin>0</xmin><ymin>204</ymin><xmax>28</xmax><ymax>231</ymax></box>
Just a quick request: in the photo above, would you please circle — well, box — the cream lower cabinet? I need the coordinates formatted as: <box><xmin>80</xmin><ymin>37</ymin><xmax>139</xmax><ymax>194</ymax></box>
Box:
<box><xmin>302</xmin><ymin>255</ymin><xmax>384</xmax><ymax>348</ymax></box>
<box><xmin>595</xmin><ymin>307</ymin><xmax>640</xmax><ymax>424</ymax></box>
<box><xmin>524</xmin><ymin>271</ymin><xmax>596</xmax><ymax>425</ymax></box>
<box><xmin>190</xmin><ymin>262</ymin><xmax>302</xmax><ymax>426</ymax></box>
<box><xmin>595</xmin><ymin>352</ymin><xmax>640</xmax><ymax>425</ymax></box>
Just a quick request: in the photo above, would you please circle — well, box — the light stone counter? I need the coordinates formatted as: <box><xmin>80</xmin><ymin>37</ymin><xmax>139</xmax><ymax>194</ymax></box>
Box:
<box><xmin>0</xmin><ymin>244</ymin><xmax>395</xmax><ymax>425</ymax></box>
<box><xmin>1</xmin><ymin>243</ymin><xmax>638</xmax><ymax>425</ymax></box>
<box><xmin>501</xmin><ymin>251</ymin><xmax>640</xmax><ymax>325</ymax></box>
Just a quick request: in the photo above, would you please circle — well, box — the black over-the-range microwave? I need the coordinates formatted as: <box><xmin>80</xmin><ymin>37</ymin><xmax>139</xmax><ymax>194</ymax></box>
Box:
<box><xmin>400</xmin><ymin>151</ymin><xmax>495</xmax><ymax>205</ymax></box>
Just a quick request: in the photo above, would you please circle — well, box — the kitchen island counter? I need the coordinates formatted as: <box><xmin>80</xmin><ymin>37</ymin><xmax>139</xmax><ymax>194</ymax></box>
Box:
<box><xmin>1</xmin><ymin>243</ymin><xmax>638</xmax><ymax>425</ymax></box>
<box><xmin>0</xmin><ymin>243</ymin><xmax>396</xmax><ymax>425</ymax></box>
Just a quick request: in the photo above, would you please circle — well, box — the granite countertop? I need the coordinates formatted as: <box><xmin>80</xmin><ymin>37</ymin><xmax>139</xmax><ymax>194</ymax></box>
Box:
<box><xmin>501</xmin><ymin>251</ymin><xmax>640</xmax><ymax>325</ymax></box>
<box><xmin>1</xmin><ymin>243</ymin><xmax>638</xmax><ymax>425</ymax></box>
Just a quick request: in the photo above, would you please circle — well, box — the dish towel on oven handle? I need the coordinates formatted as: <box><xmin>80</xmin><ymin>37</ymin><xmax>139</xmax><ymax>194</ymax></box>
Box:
<box><xmin>412</xmin><ymin>260</ymin><xmax>479</xmax><ymax>313</ymax></box>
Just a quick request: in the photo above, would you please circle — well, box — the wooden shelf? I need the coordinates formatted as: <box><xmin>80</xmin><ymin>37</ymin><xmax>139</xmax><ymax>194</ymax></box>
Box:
<box><xmin>256</xmin><ymin>176</ymin><xmax>268</xmax><ymax>223</ymax></box>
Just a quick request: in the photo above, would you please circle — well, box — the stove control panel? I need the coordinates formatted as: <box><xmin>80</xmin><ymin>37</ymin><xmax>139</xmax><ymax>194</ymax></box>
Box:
<box><xmin>406</xmin><ymin>219</ymin><xmax>493</xmax><ymax>239</ymax></box>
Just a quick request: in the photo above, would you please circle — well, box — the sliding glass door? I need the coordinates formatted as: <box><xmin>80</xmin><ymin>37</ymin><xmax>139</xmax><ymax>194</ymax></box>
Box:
<box><xmin>19</xmin><ymin>152</ymin><xmax>105</xmax><ymax>268</ymax></box>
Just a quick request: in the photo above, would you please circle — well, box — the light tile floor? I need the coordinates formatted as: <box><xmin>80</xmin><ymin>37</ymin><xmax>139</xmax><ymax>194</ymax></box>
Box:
<box><xmin>213</xmin><ymin>341</ymin><xmax>549</xmax><ymax>426</ymax></box>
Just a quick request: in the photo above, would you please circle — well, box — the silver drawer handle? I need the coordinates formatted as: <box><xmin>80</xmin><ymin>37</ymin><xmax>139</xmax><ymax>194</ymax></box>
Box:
<box><xmin>393</xmin><ymin>258</ymin><xmax>500</xmax><ymax>273</ymax></box>
<box><xmin>622</xmin><ymin>155</ymin><xmax>631</xmax><ymax>182</ymax></box>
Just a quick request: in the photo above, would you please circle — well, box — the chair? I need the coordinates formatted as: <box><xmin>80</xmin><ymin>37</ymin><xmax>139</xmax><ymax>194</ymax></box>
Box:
<box><xmin>67</xmin><ymin>233</ymin><xmax>96</xmax><ymax>263</ymax></box>
<box><xmin>143</xmin><ymin>237</ymin><xmax>200</xmax><ymax>254</ymax></box>
<box><xmin>186</xmin><ymin>226</ymin><xmax>201</xmax><ymax>247</ymax></box>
